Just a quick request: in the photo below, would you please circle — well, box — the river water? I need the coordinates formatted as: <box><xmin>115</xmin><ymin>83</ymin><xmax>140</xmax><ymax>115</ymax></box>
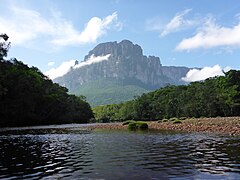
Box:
<box><xmin>0</xmin><ymin>124</ymin><xmax>240</xmax><ymax>179</ymax></box>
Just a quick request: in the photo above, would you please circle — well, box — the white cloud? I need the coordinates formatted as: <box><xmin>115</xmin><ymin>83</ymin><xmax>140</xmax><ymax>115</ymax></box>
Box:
<box><xmin>182</xmin><ymin>64</ymin><xmax>225</xmax><ymax>82</ymax></box>
<box><xmin>0</xmin><ymin>6</ymin><xmax>121</xmax><ymax>47</ymax></box>
<box><xmin>74</xmin><ymin>54</ymin><xmax>111</xmax><ymax>69</ymax></box>
<box><xmin>146</xmin><ymin>9</ymin><xmax>197</xmax><ymax>37</ymax></box>
<box><xmin>44</xmin><ymin>54</ymin><xmax>111</xmax><ymax>79</ymax></box>
<box><xmin>223</xmin><ymin>66</ymin><xmax>232</xmax><ymax>72</ymax></box>
<box><xmin>0</xmin><ymin>7</ymin><xmax>53</xmax><ymax>44</ymax></box>
<box><xmin>176</xmin><ymin>18</ymin><xmax>240</xmax><ymax>51</ymax></box>
<box><xmin>161</xmin><ymin>9</ymin><xmax>194</xmax><ymax>37</ymax></box>
<box><xmin>45</xmin><ymin>60</ymin><xmax>76</xmax><ymax>79</ymax></box>
<box><xmin>52</xmin><ymin>12</ymin><xmax>120</xmax><ymax>46</ymax></box>
<box><xmin>47</xmin><ymin>61</ymin><xmax>55</xmax><ymax>66</ymax></box>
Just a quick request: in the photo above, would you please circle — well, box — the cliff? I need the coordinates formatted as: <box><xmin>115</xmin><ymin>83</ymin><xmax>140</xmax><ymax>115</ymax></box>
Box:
<box><xmin>54</xmin><ymin>40</ymin><xmax>190</xmax><ymax>106</ymax></box>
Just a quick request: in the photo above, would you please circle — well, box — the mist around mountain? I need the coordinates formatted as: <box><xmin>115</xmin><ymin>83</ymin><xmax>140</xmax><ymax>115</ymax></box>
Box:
<box><xmin>54</xmin><ymin>40</ymin><xmax>190</xmax><ymax>106</ymax></box>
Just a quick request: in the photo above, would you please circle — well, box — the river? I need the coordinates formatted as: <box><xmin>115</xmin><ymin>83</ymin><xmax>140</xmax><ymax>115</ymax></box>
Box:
<box><xmin>0</xmin><ymin>124</ymin><xmax>240</xmax><ymax>179</ymax></box>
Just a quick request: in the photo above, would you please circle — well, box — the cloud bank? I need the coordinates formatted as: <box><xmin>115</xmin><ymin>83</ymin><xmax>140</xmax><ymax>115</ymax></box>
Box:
<box><xmin>74</xmin><ymin>54</ymin><xmax>111</xmax><ymax>69</ymax></box>
<box><xmin>148</xmin><ymin>9</ymin><xmax>240</xmax><ymax>51</ymax></box>
<box><xmin>47</xmin><ymin>61</ymin><xmax>55</xmax><ymax>66</ymax></box>
<box><xmin>0</xmin><ymin>6</ymin><xmax>121</xmax><ymax>47</ymax></box>
<box><xmin>182</xmin><ymin>64</ymin><xmax>225</xmax><ymax>82</ymax></box>
<box><xmin>176</xmin><ymin>18</ymin><xmax>240</xmax><ymax>51</ymax></box>
<box><xmin>45</xmin><ymin>54</ymin><xmax>111</xmax><ymax>79</ymax></box>
<box><xmin>45</xmin><ymin>60</ymin><xmax>76</xmax><ymax>79</ymax></box>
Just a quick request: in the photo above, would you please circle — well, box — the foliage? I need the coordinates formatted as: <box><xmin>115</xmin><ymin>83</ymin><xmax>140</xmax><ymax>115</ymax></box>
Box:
<box><xmin>128</xmin><ymin>121</ymin><xmax>148</xmax><ymax>130</ymax></box>
<box><xmin>0</xmin><ymin>37</ymin><xmax>93</xmax><ymax>127</ymax></box>
<box><xmin>128</xmin><ymin>122</ymin><xmax>137</xmax><ymax>130</ymax></box>
<box><xmin>122</xmin><ymin>120</ymin><xmax>136</xmax><ymax>125</ymax></box>
<box><xmin>172</xmin><ymin>119</ymin><xmax>182</xmax><ymax>124</ymax></box>
<box><xmin>0</xmin><ymin>59</ymin><xmax>94</xmax><ymax>127</ymax></box>
<box><xmin>73</xmin><ymin>78</ymin><xmax>149</xmax><ymax>106</ymax></box>
<box><xmin>93</xmin><ymin>71</ymin><xmax>240</xmax><ymax>121</ymax></box>
<box><xmin>169</xmin><ymin>117</ymin><xmax>179</xmax><ymax>121</ymax></box>
<box><xmin>135</xmin><ymin>121</ymin><xmax>148</xmax><ymax>130</ymax></box>
<box><xmin>0</xmin><ymin>34</ymin><xmax>10</xmax><ymax>60</ymax></box>
<box><xmin>179</xmin><ymin>117</ymin><xmax>187</xmax><ymax>120</ymax></box>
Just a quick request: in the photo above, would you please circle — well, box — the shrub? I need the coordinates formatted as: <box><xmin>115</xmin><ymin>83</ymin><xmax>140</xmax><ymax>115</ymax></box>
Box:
<box><xmin>89</xmin><ymin>118</ymin><xmax>96</xmax><ymax>123</ymax></box>
<box><xmin>128</xmin><ymin>122</ymin><xmax>137</xmax><ymax>130</ymax></box>
<box><xmin>158</xmin><ymin>119</ymin><xmax>168</xmax><ymax>123</ymax></box>
<box><xmin>162</xmin><ymin>119</ymin><xmax>169</xmax><ymax>122</ymax></box>
<box><xmin>128</xmin><ymin>121</ymin><xmax>148</xmax><ymax>130</ymax></box>
<box><xmin>169</xmin><ymin>117</ymin><xmax>179</xmax><ymax>121</ymax></box>
<box><xmin>136</xmin><ymin>121</ymin><xmax>148</xmax><ymax>130</ymax></box>
<box><xmin>173</xmin><ymin>120</ymin><xmax>182</xmax><ymax>124</ymax></box>
<box><xmin>179</xmin><ymin>117</ymin><xmax>187</xmax><ymax>120</ymax></box>
<box><xmin>122</xmin><ymin>120</ymin><xmax>136</xmax><ymax>125</ymax></box>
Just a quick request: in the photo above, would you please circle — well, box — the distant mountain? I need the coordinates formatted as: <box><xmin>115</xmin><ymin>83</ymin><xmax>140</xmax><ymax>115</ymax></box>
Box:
<box><xmin>54</xmin><ymin>40</ymin><xmax>190</xmax><ymax>106</ymax></box>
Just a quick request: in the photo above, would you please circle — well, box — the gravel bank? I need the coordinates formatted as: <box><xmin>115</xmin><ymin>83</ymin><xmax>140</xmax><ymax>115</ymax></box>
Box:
<box><xmin>87</xmin><ymin>117</ymin><xmax>240</xmax><ymax>136</ymax></box>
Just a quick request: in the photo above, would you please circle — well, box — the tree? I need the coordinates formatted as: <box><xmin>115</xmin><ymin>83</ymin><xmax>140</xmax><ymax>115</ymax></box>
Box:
<box><xmin>0</xmin><ymin>34</ymin><xmax>94</xmax><ymax>127</ymax></box>
<box><xmin>0</xmin><ymin>34</ymin><xmax>10</xmax><ymax>60</ymax></box>
<box><xmin>93</xmin><ymin>70</ymin><xmax>240</xmax><ymax>121</ymax></box>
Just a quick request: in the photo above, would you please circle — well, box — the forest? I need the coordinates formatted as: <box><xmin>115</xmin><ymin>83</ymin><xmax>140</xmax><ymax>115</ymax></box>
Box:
<box><xmin>0</xmin><ymin>34</ymin><xmax>93</xmax><ymax>127</ymax></box>
<box><xmin>93</xmin><ymin>70</ymin><xmax>240</xmax><ymax>122</ymax></box>
<box><xmin>2</xmin><ymin>33</ymin><xmax>240</xmax><ymax>126</ymax></box>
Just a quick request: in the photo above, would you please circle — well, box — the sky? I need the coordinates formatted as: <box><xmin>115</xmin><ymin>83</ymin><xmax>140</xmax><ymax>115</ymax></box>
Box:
<box><xmin>1</xmin><ymin>0</ymin><xmax>240</xmax><ymax>81</ymax></box>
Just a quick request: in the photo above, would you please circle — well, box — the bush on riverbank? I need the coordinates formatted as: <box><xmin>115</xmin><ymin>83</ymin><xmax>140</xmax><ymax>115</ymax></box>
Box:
<box><xmin>158</xmin><ymin>118</ymin><xmax>182</xmax><ymax>124</ymax></box>
<box><xmin>128</xmin><ymin>121</ymin><xmax>148</xmax><ymax>130</ymax></box>
<box><xmin>172</xmin><ymin>119</ymin><xmax>182</xmax><ymax>124</ymax></box>
<box><xmin>122</xmin><ymin>120</ymin><xmax>136</xmax><ymax>125</ymax></box>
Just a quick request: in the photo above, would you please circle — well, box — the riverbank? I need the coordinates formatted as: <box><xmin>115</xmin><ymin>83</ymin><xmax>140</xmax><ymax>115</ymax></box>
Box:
<box><xmin>87</xmin><ymin>117</ymin><xmax>240</xmax><ymax>136</ymax></box>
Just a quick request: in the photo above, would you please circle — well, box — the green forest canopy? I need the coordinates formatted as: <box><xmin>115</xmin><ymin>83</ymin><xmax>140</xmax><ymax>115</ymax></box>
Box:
<box><xmin>0</xmin><ymin>34</ymin><xmax>93</xmax><ymax>127</ymax></box>
<box><xmin>93</xmin><ymin>70</ymin><xmax>240</xmax><ymax>122</ymax></box>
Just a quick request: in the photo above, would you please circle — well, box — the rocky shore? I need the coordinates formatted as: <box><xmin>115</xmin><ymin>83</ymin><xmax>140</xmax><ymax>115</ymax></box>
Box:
<box><xmin>87</xmin><ymin>117</ymin><xmax>240</xmax><ymax>136</ymax></box>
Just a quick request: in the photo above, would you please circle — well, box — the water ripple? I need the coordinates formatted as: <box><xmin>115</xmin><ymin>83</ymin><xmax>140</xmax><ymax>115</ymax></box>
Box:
<box><xmin>0</xmin><ymin>127</ymin><xmax>240</xmax><ymax>179</ymax></box>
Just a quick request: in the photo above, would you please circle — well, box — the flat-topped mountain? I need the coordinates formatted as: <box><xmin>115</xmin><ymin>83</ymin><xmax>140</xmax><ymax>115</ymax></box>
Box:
<box><xmin>54</xmin><ymin>40</ymin><xmax>190</xmax><ymax>106</ymax></box>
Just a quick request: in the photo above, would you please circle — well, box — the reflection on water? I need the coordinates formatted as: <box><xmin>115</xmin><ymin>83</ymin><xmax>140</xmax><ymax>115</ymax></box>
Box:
<box><xmin>0</xmin><ymin>125</ymin><xmax>240</xmax><ymax>179</ymax></box>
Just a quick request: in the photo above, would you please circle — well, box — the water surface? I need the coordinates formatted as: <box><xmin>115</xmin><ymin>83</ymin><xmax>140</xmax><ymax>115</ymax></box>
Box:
<box><xmin>0</xmin><ymin>124</ymin><xmax>240</xmax><ymax>179</ymax></box>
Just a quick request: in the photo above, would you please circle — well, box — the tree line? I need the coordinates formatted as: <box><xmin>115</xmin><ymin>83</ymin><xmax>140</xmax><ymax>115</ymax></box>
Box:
<box><xmin>0</xmin><ymin>34</ymin><xmax>93</xmax><ymax>127</ymax></box>
<box><xmin>93</xmin><ymin>70</ymin><xmax>240</xmax><ymax>122</ymax></box>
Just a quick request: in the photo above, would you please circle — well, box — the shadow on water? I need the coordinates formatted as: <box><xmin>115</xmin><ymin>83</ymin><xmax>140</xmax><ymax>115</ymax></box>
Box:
<box><xmin>0</xmin><ymin>126</ymin><xmax>240</xmax><ymax>179</ymax></box>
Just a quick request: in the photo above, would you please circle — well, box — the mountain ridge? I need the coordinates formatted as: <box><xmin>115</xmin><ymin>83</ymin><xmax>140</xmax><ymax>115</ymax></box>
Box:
<box><xmin>54</xmin><ymin>40</ymin><xmax>191</xmax><ymax>106</ymax></box>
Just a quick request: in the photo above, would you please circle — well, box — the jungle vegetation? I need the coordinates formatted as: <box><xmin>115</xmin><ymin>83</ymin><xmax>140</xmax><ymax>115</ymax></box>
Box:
<box><xmin>93</xmin><ymin>70</ymin><xmax>240</xmax><ymax>122</ymax></box>
<box><xmin>0</xmin><ymin>34</ymin><xmax>93</xmax><ymax>127</ymax></box>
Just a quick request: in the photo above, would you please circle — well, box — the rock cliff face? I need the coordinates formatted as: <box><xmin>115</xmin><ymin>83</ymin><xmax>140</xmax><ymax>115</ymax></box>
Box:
<box><xmin>54</xmin><ymin>40</ymin><xmax>190</xmax><ymax>106</ymax></box>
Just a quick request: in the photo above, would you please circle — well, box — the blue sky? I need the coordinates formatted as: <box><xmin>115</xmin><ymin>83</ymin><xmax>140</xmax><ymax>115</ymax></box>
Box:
<box><xmin>1</xmin><ymin>0</ymin><xmax>240</xmax><ymax>80</ymax></box>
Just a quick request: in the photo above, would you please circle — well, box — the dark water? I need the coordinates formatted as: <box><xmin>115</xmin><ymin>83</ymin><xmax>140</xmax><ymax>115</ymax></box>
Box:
<box><xmin>0</xmin><ymin>124</ymin><xmax>240</xmax><ymax>179</ymax></box>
